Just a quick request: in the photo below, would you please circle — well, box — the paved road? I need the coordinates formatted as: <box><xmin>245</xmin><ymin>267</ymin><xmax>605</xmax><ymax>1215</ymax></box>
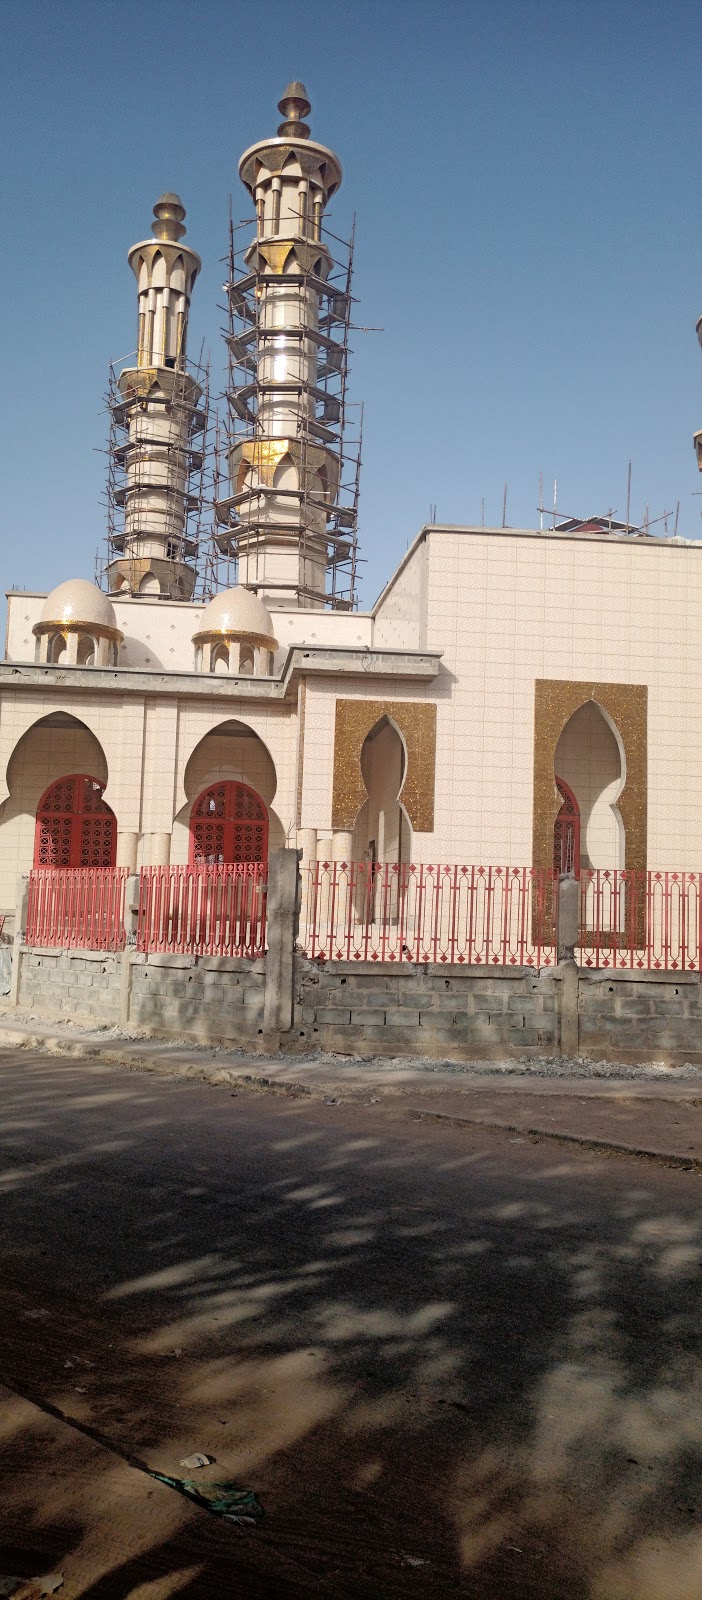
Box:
<box><xmin>1</xmin><ymin>1053</ymin><xmax>702</xmax><ymax>1598</ymax></box>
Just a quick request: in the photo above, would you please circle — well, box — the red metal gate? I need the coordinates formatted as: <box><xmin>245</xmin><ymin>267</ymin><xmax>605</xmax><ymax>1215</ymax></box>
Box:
<box><xmin>189</xmin><ymin>781</ymin><xmax>268</xmax><ymax>865</ymax></box>
<box><xmin>34</xmin><ymin>775</ymin><xmax>117</xmax><ymax>869</ymax></box>
<box><xmin>553</xmin><ymin>777</ymin><xmax>580</xmax><ymax>877</ymax></box>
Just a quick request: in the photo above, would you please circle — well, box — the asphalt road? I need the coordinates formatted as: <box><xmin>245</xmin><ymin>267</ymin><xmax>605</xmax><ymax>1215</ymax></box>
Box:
<box><xmin>1</xmin><ymin>1053</ymin><xmax>702</xmax><ymax>1599</ymax></box>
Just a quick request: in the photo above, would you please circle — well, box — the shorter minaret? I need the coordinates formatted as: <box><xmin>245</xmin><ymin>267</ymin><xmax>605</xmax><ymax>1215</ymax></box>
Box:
<box><xmin>106</xmin><ymin>195</ymin><xmax>205</xmax><ymax>599</ymax></box>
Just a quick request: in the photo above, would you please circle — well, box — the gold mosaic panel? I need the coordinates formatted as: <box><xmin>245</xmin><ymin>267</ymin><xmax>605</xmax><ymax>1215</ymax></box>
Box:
<box><xmin>332</xmin><ymin>699</ymin><xmax>437</xmax><ymax>833</ymax></box>
<box><xmin>532</xmin><ymin>680</ymin><xmax>647</xmax><ymax>874</ymax></box>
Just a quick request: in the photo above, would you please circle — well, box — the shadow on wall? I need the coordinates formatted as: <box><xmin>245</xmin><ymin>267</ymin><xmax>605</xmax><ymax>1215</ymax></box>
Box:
<box><xmin>117</xmin><ymin>638</ymin><xmax>164</xmax><ymax>670</ymax></box>
<box><xmin>1</xmin><ymin>1058</ymin><xmax>702</xmax><ymax>1595</ymax></box>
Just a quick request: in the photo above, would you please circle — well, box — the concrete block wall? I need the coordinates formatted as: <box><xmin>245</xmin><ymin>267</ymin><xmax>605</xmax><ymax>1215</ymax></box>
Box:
<box><xmin>18</xmin><ymin>948</ymin><xmax>122</xmax><ymax>1025</ymax></box>
<box><xmin>578</xmin><ymin>970</ymin><xmax>702</xmax><ymax>1060</ymax></box>
<box><xmin>295</xmin><ymin>959</ymin><xmax>559</xmax><ymax>1059</ymax></box>
<box><xmin>128</xmin><ymin>953</ymin><xmax>265</xmax><ymax>1042</ymax></box>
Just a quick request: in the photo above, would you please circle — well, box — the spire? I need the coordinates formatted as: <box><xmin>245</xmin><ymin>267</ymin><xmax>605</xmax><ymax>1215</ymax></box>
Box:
<box><xmin>277</xmin><ymin>79</ymin><xmax>311</xmax><ymax>139</ymax></box>
<box><xmin>151</xmin><ymin>193</ymin><xmax>187</xmax><ymax>242</ymax></box>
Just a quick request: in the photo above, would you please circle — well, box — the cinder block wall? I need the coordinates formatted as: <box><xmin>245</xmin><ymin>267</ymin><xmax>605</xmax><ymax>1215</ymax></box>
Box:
<box><xmin>295</xmin><ymin>958</ymin><xmax>560</xmax><ymax>1059</ymax></box>
<box><xmin>578</xmin><ymin>970</ymin><xmax>702</xmax><ymax>1059</ymax></box>
<box><xmin>128</xmin><ymin>954</ymin><xmax>265</xmax><ymax>1042</ymax></box>
<box><xmin>18</xmin><ymin>949</ymin><xmax>123</xmax><ymax>1025</ymax></box>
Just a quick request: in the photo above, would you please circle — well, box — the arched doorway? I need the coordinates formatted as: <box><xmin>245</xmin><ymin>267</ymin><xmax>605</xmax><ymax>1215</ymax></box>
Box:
<box><xmin>351</xmin><ymin>718</ymin><xmax>411</xmax><ymax>923</ymax></box>
<box><xmin>554</xmin><ymin>701</ymin><xmax>624</xmax><ymax>869</ymax></box>
<box><xmin>553</xmin><ymin>777</ymin><xmax>580</xmax><ymax>876</ymax></box>
<box><xmin>34</xmin><ymin>775</ymin><xmax>117</xmax><ymax>868</ymax></box>
<box><xmin>189</xmin><ymin>781</ymin><xmax>268</xmax><ymax>865</ymax></box>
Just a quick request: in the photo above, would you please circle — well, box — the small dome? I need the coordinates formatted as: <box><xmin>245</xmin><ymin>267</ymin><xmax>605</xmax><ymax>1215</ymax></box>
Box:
<box><xmin>193</xmin><ymin>587</ymin><xmax>278</xmax><ymax>649</ymax></box>
<box><xmin>37</xmin><ymin>580</ymin><xmax>120</xmax><ymax>634</ymax></box>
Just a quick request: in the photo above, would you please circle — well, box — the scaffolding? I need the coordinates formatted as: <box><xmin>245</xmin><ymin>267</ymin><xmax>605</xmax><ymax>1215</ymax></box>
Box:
<box><xmin>100</xmin><ymin>351</ymin><xmax>213</xmax><ymax>600</ymax></box>
<box><xmin>209</xmin><ymin>212</ymin><xmax>362</xmax><ymax>609</ymax></box>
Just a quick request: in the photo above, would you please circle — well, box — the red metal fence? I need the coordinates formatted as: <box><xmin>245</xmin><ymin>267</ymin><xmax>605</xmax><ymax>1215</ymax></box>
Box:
<box><xmin>301</xmin><ymin>861</ymin><xmax>558</xmax><ymax>965</ymax></box>
<box><xmin>578</xmin><ymin>869</ymin><xmax>702</xmax><ymax>970</ymax></box>
<box><xmin>24</xmin><ymin>861</ymin><xmax>702</xmax><ymax>973</ymax></box>
<box><xmin>136</xmin><ymin>863</ymin><xmax>267</xmax><ymax>957</ymax></box>
<box><xmin>26</xmin><ymin>867</ymin><xmax>127</xmax><ymax>951</ymax></box>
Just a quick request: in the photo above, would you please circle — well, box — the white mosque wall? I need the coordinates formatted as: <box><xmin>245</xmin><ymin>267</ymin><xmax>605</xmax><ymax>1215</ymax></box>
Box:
<box><xmin>421</xmin><ymin>526</ymin><xmax>702</xmax><ymax>871</ymax></box>
<box><xmin>5</xmin><ymin>592</ymin><xmax>373</xmax><ymax>672</ymax></box>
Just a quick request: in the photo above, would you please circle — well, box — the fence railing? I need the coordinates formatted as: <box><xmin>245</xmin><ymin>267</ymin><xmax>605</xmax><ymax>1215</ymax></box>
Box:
<box><xmin>578</xmin><ymin>869</ymin><xmax>702</xmax><ymax>970</ymax></box>
<box><xmin>24</xmin><ymin>862</ymin><xmax>702</xmax><ymax>973</ymax></box>
<box><xmin>136</xmin><ymin>863</ymin><xmax>267</xmax><ymax>957</ymax></box>
<box><xmin>26</xmin><ymin>867</ymin><xmax>128</xmax><ymax>951</ymax></box>
<box><xmin>300</xmin><ymin>861</ymin><xmax>559</xmax><ymax>965</ymax></box>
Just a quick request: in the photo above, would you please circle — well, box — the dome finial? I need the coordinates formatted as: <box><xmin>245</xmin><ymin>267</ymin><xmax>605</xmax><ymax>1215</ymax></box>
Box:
<box><xmin>152</xmin><ymin>193</ymin><xmax>186</xmax><ymax>242</ymax></box>
<box><xmin>277</xmin><ymin>80</ymin><xmax>311</xmax><ymax>139</ymax></box>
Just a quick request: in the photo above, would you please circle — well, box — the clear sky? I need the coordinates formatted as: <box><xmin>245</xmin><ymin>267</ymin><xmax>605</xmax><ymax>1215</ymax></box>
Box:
<box><xmin>2</xmin><ymin>0</ymin><xmax>701</xmax><ymax>608</ymax></box>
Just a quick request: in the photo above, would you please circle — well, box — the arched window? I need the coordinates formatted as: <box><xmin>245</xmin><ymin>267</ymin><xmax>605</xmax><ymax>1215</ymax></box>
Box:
<box><xmin>189</xmin><ymin>781</ymin><xmax>268</xmax><ymax>865</ymax></box>
<box><xmin>554</xmin><ymin>777</ymin><xmax>580</xmax><ymax>876</ymax></box>
<box><xmin>76</xmin><ymin>635</ymin><xmax>96</xmax><ymax>666</ymax></box>
<box><xmin>47</xmin><ymin>632</ymin><xmax>67</xmax><ymax>664</ymax></box>
<box><xmin>34</xmin><ymin>775</ymin><xmax>117</xmax><ymax>868</ymax></box>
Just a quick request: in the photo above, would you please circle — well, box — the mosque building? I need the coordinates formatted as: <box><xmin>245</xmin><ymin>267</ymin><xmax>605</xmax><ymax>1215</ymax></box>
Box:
<box><xmin>2</xmin><ymin>81</ymin><xmax>702</xmax><ymax>919</ymax></box>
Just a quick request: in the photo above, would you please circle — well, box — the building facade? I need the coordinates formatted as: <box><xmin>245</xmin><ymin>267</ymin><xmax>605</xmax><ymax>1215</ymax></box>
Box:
<box><xmin>2</xmin><ymin>84</ymin><xmax>702</xmax><ymax>919</ymax></box>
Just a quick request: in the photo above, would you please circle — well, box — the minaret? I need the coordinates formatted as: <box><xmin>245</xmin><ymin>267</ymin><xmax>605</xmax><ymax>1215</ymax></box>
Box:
<box><xmin>106</xmin><ymin>194</ymin><xmax>205</xmax><ymax>600</ymax></box>
<box><xmin>215</xmin><ymin>83</ymin><xmax>359</xmax><ymax>610</ymax></box>
<box><xmin>696</xmin><ymin>311</ymin><xmax>702</xmax><ymax>473</ymax></box>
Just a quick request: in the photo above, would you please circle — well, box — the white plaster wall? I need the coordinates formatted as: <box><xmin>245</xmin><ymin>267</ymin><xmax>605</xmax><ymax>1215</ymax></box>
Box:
<box><xmin>0</xmin><ymin>721</ymin><xmax>108</xmax><ymax>909</ymax></box>
<box><xmin>5</xmin><ymin>592</ymin><xmax>374</xmax><ymax>673</ymax></box>
<box><xmin>372</xmin><ymin>538</ymin><xmax>427</xmax><ymax>650</ymax></box>
<box><xmin>424</xmin><ymin>528</ymin><xmax>702</xmax><ymax>869</ymax></box>
<box><xmin>555</xmin><ymin>703</ymin><xmax>622</xmax><ymax>869</ymax></box>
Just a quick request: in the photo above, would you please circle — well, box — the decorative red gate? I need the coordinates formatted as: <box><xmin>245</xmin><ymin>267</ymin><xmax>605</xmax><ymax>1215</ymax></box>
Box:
<box><xmin>34</xmin><ymin>775</ymin><xmax>117</xmax><ymax>869</ymax></box>
<box><xmin>189</xmin><ymin>781</ymin><xmax>269</xmax><ymax>865</ymax></box>
<box><xmin>553</xmin><ymin>777</ymin><xmax>580</xmax><ymax>877</ymax></box>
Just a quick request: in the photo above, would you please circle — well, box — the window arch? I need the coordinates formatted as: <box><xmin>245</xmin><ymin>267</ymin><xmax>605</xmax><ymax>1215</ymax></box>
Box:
<box><xmin>554</xmin><ymin>776</ymin><xmax>580</xmax><ymax>876</ymax></box>
<box><xmin>189</xmin><ymin>781</ymin><xmax>268</xmax><ymax>865</ymax></box>
<box><xmin>34</xmin><ymin>775</ymin><xmax>117</xmax><ymax>868</ymax></box>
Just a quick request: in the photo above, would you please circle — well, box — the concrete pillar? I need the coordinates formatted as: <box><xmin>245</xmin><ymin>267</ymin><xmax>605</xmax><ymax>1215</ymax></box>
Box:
<box><xmin>332</xmin><ymin>831</ymin><xmax>354</xmax><ymax>862</ymax></box>
<box><xmin>119</xmin><ymin>872</ymin><xmax>141</xmax><ymax>1029</ymax></box>
<box><xmin>558</xmin><ymin>873</ymin><xmax>580</xmax><ymax>959</ymax></box>
<box><xmin>66</xmin><ymin>634</ymin><xmax>79</xmax><ymax>666</ymax></box>
<box><xmin>558</xmin><ymin>874</ymin><xmax>580</xmax><ymax>1057</ymax></box>
<box><xmin>144</xmin><ymin>832</ymin><xmax>171</xmax><ymax>866</ymax></box>
<box><xmin>9</xmin><ymin>872</ymin><xmax>29</xmax><ymax>1009</ymax></box>
<box><xmin>263</xmin><ymin>848</ymin><xmax>300</xmax><ymax>1035</ymax></box>
<box><xmin>116</xmin><ymin>830</ymin><xmax>139</xmax><ymax>870</ymax></box>
<box><xmin>297</xmin><ymin>828</ymin><xmax>317</xmax><ymax>940</ymax></box>
<box><xmin>297</xmin><ymin>828</ymin><xmax>317</xmax><ymax>863</ymax></box>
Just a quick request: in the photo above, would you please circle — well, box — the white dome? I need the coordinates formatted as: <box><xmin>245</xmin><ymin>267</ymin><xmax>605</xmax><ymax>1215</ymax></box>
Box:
<box><xmin>193</xmin><ymin>586</ymin><xmax>278</xmax><ymax>648</ymax></box>
<box><xmin>38</xmin><ymin>580</ymin><xmax>120</xmax><ymax>635</ymax></box>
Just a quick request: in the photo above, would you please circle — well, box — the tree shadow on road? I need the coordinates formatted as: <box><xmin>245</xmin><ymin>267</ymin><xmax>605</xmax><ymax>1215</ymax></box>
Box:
<box><xmin>1</xmin><ymin>1054</ymin><xmax>702</xmax><ymax>1597</ymax></box>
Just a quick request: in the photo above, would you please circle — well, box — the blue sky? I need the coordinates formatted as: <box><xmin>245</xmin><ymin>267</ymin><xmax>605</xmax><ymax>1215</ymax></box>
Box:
<box><xmin>2</xmin><ymin>0</ymin><xmax>701</xmax><ymax>606</ymax></box>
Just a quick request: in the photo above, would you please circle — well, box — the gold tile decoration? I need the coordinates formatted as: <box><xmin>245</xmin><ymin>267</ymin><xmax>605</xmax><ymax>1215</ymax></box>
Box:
<box><xmin>332</xmin><ymin>699</ymin><xmax>436</xmax><ymax>832</ymax></box>
<box><xmin>532</xmin><ymin>680</ymin><xmax>647</xmax><ymax>874</ymax></box>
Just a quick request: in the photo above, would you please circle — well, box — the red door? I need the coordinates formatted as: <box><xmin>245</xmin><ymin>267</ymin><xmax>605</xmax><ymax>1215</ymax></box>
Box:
<box><xmin>34</xmin><ymin>775</ymin><xmax>117</xmax><ymax>868</ymax></box>
<box><xmin>189</xmin><ymin>781</ymin><xmax>269</xmax><ymax>864</ymax></box>
<box><xmin>553</xmin><ymin>777</ymin><xmax>580</xmax><ymax>877</ymax></box>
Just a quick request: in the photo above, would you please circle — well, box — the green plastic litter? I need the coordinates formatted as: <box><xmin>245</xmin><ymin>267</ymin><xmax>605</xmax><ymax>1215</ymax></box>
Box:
<box><xmin>149</xmin><ymin>1473</ymin><xmax>264</xmax><ymax>1523</ymax></box>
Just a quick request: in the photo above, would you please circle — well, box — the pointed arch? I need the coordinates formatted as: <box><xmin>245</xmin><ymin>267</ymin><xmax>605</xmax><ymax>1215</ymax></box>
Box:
<box><xmin>189</xmin><ymin>781</ymin><xmax>268</xmax><ymax>865</ymax></box>
<box><xmin>34</xmin><ymin>774</ymin><xmax>116</xmax><ymax>868</ymax></box>
<box><xmin>533</xmin><ymin>679</ymin><xmax>647</xmax><ymax>878</ymax></box>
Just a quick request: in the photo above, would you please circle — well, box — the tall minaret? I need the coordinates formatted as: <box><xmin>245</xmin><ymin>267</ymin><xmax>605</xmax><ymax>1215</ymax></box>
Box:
<box><xmin>696</xmin><ymin>311</ymin><xmax>702</xmax><ymax>474</ymax></box>
<box><xmin>215</xmin><ymin>83</ymin><xmax>358</xmax><ymax>610</ymax></box>
<box><xmin>106</xmin><ymin>194</ymin><xmax>205</xmax><ymax>600</ymax></box>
